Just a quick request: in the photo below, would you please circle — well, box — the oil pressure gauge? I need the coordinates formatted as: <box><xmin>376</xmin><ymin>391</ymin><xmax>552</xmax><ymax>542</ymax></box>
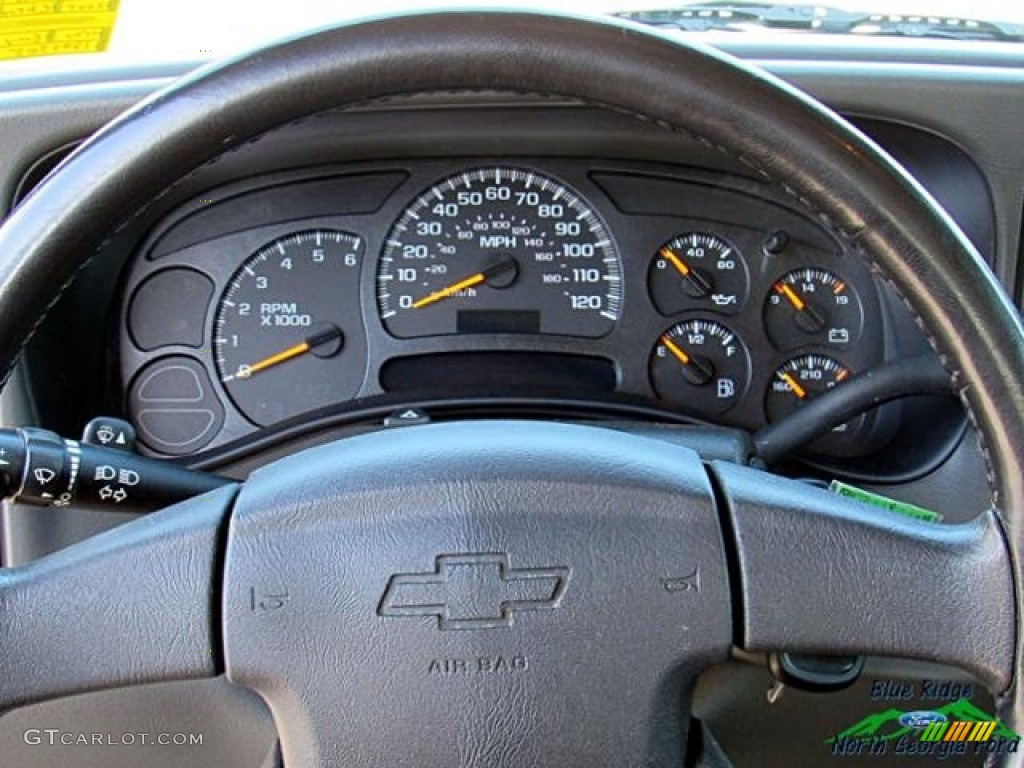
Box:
<box><xmin>650</xmin><ymin>318</ymin><xmax>751</xmax><ymax>416</ymax></box>
<box><xmin>648</xmin><ymin>233</ymin><xmax>749</xmax><ymax>316</ymax></box>
<box><xmin>764</xmin><ymin>267</ymin><xmax>863</xmax><ymax>351</ymax></box>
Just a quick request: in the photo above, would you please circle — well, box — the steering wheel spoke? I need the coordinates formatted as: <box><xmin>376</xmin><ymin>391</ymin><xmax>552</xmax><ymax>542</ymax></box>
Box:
<box><xmin>0</xmin><ymin>485</ymin><xmax>235</xmax><ymax>711</ymax></box>
<box><xmin>712</xmin><ymin>461</ymin><xmax>1015</xmax><ymax>691</ymax></box>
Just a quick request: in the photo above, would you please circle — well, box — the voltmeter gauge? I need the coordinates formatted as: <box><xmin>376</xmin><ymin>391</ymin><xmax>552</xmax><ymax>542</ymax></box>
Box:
<box><xmin>648</xmin><ymin>233</ymin><xmax>749</xmax><ymax>316</ymax></box>
<box><xmin>764</xmin><ymin>267</ymin><xmax>863</xmax><ymax>351</ymax></box>
<box><xmin>765</xmin><ymin>354</ymin><xmax>868</xmax><ymax>453</ymax></box>
<box><xmin>214</xmin><ymin>230</ymin><xmax>366</xmax><ymax>427</ymax></box>
<box><xmin>650</xmin><ymin>318</ymin><xmax>751</xmax><ymax>416</ymax></box>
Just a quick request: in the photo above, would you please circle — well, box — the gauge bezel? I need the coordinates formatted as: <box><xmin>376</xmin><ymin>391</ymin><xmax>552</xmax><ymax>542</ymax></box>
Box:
<box><xmin>375</xmin><ymin>166</ymin><xmax>623</xmax><ymax>340</ymax></box>
<box><xmin>764</xmin><ymin>352</ymin><xmax>873</xmax><ymax>455</ymax></box>
<box><xmin>763</xmin><ymin>266</ymin><xmax>865</xmax><ymax>352</ymax></box>
<box><xmin>119</xmin><ymin>157</ymin><xmax>892</xmax><ymax>459</ymax></box>
<box><xmin>647</xmin><ymin>232</ymin><xmax>751</xmax><ymax>317</ymax></box>
<box><xmin>212</xmin><ymin>229</ymin><xmax>366</xmax><ymax>427</ymax></box>
<box><xmin>649</xmin><ymin>316</ymin><xmax>752</xmax><ymax>417</ymax></box>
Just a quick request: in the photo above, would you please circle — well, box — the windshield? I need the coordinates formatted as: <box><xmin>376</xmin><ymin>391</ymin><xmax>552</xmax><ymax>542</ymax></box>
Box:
<box><xmin>2</xmin><ymin>0</ymin><xmax>1023</xmax><ymax>69</ymax></box>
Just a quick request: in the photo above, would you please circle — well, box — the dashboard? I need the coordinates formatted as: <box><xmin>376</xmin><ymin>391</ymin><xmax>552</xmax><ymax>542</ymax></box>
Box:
<box><xmin>120</xmin><ymin>156</ymin><xmax>893</xmax><ymax>461</ymax></box>
<box><xmin>1</xmin><ymin>31</ymin><xmax>1023</xmax><ymax>768</ymax></box>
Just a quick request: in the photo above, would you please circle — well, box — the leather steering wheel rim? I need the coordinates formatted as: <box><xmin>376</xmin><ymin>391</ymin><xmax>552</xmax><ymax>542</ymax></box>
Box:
<box><xmin>0</xmin><ymin>8</ymin><xmax>1022</xmax><ymax>758</ymax></box>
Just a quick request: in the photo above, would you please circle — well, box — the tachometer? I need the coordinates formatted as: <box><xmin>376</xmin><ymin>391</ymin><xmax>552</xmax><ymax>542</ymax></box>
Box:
<box><xmin>377</xmin><ymin>168</ymin><xmax>621</xmax><ymax>337</ymax></box>
<box><xmin>214</xmin><ymin>230</ymin><xmax>365</xmax><ymax>427</ymax></box>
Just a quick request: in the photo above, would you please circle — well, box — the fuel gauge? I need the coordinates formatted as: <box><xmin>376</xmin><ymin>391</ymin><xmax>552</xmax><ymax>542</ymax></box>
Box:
<box><xmin>648</xmin><ymin>233</ymin><xmax>749</xmax><ymax>316</ymax></box>
<box><xmin>650</xmin><ymin>318</ymin><xmax>751</xmax><ymax>416</ymax></box>
<box><xmin>764</xmin><ymin>267</ymin><xmax>863</xmax><ymax>351</ymax></box>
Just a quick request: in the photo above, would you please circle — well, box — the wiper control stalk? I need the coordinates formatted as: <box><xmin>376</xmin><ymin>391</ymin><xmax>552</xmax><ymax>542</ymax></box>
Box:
<box><xmin>0</xmin><ymin>424</ymin><xmax>230</xmax><ymax>513</ymax></box>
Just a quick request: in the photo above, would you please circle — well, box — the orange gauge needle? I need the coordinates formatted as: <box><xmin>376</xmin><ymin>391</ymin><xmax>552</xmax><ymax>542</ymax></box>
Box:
<box><xmin>410</xmin><ymin>259</ymin><xmax>518</xmax><ymax>310</ymax></box>
<box><xmin>661</xmin><ymin>334</ymin><xmax>691</xmax><ymax>365</ymax></box>
<box><xmin>774</xmin><ymin>280</ymin><xmax>828</xmax><ymax>334</ymax></box>
<box><xmin>411</xmin><ymin>272</ymin><xmax>487</xmax><ymax>309</ymax></box>
<box><xmin>227</xmin><ymin>326</ymin><xmax>342</xmax><ymax>382</ymax></box>
<box><xmin>236</xmin><ymin>341</ymin><xmax>309</xmax><ymax>379</ymax></box>
<box><xmin>661</xmin><ymin>333</ymin><xmax>716</xmax><ymax>385</ymax></box>
<box><xmin>779</xmin><ymin>371</ymin><xmax>808</xmax><ymax>399</ymax></box>
<box><xmin>660</xmin><ymin>247</ymin><xmax>691</xmax><ymax>277</ymax></box>
<box><xmin>775</xmin><ymin>282</ymin><xmax>806</xmax><ymax>311</ymax></box>
<box><xmin>660</xmin><ymin>247</ymin><xmax>713</xmax><ymax>298</ymax></box>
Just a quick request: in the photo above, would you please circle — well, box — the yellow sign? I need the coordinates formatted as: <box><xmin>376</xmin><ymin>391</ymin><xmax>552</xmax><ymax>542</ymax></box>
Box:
<box><xmin>0</xmin><ymin>1</ymin><xmax>120</xmax><ymax>61</ymax></box>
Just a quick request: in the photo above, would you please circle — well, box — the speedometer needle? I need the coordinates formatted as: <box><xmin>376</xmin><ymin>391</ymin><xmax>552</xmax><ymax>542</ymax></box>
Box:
<box><xmin>410</xmin><ymin>259</ymin><xmax>518</xmax><ymax>309</ymax></box>
<box><xmin>228</xmin><ymin>326</ymin><xmax>342</xmax><ymax>382</ymax></box>
<box><xmin>411</xmin><ymin>272</ymin><xmax>487</xmax><ymax>309</ymax></box>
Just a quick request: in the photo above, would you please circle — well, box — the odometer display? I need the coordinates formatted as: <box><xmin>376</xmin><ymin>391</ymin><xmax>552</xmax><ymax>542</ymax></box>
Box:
<box><xmin>377</xmin><ymin>168</ymin><xmax>621</xmax><ymax>338</ymax></box>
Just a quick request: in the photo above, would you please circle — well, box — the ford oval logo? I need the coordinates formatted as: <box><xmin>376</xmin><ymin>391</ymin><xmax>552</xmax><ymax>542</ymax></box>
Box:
<box><xmin>899</xmin><ymin>711</ymin><xmax>948</xmax><ymax>729</ymax></box>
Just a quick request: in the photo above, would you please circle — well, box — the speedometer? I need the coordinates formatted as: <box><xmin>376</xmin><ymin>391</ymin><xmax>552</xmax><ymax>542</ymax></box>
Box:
<box><xmin>377</xmin><ymin>168</ymin><xmax>621</xmax><ymax>337</ymax></box>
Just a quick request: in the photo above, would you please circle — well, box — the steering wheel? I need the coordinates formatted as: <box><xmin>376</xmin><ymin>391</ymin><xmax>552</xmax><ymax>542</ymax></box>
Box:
<box><xmin>0</xmin><ymin>11</ymin><xmax>1022</xmax><ymax>767</ymax></box>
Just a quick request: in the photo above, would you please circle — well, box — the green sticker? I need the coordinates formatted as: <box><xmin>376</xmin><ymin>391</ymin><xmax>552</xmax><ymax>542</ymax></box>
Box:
<box><xmin>829</xmin><ymin>480</ymin><xmax>943</xmax><ymax>523</ymax></box>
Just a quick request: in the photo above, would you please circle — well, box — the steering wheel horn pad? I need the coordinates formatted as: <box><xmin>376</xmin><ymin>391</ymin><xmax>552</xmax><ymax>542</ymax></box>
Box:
<box><xmin>223</xmin><ymin>422</ymin><xmax>732</xmax><ymax>766</ymax></box>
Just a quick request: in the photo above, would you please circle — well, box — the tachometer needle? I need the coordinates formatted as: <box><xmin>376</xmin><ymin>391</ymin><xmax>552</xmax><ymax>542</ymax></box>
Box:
<box><xmin>228</xmin><ymin>326</ymin><xmax>342</xmax><ymax>382</ymax></box>
<box><xmin>236</xmin><ymin>342</ymin><xmax>310</xmax><ymax>379</ymax></box>
<box><xmin>410</xmin><ymin>259</ymin><xmax>518</xmax><ymax>309</ymax></box>
<box><xmin>779</xmin><ymin>371</ymin><xmax>808</xmax><ymax>399</ymax></box>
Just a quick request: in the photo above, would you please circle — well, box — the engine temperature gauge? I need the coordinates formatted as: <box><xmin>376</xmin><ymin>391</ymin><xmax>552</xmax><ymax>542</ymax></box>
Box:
<box><xmin>650</xmin><ymin>319</ymin><xmax>751</xmax><ymax>416</ymax></box>
<box><xmin>765</xmin><ymin>354</ymin><xmax>867</xmax><ymax>453</ymax></box>
<box><xmin>648</xmin><ymin>233</ymin><xmax>749</xmax><ymax>316</ymax></box>
<box><xmin>764</xmin><ymin>267</ymin><xmax>863</xmax><ymax>351</ymax></box>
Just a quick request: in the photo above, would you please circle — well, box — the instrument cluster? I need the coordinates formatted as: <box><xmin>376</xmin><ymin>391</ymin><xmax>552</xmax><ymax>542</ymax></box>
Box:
<box><xmin>119</xmin><ymin>160</ymin><xmax>887</xmax><ymax>459</ymax></box>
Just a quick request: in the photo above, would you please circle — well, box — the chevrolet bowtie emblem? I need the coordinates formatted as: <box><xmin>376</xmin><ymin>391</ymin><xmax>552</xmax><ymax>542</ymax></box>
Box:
<box><xmin>379</xmin><ymin>553</ymin><xmax>570</xmax><ymax>630</ymax></box>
